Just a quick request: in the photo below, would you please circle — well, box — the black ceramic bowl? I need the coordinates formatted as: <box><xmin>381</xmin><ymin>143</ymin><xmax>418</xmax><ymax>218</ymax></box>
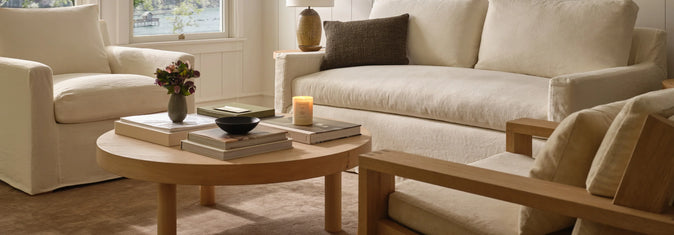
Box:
<box><xmin>215</xmin><ymin>116</ymin><xmax>260</xmax><ymax>135</ymax></box>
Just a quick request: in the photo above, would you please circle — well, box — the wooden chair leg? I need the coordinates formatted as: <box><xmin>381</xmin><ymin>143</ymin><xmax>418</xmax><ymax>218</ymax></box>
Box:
<box><xmin>359</xmin><ymin>168</ymin><xmax>394</xmax><ymax>235</ymax></box>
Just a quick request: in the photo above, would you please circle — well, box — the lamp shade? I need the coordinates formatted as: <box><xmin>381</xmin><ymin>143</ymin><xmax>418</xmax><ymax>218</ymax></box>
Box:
<box><xmin>286</xmin><ymin>0</ymin><xmax>334</xmax><ymax>7</ymax></box>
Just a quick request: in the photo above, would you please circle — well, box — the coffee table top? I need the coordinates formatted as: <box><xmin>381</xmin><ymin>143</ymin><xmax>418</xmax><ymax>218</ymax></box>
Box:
<box><xmin>96</xmin><ymin>128</ymin><xmax>371</xmax><ymax>185</ymax></box>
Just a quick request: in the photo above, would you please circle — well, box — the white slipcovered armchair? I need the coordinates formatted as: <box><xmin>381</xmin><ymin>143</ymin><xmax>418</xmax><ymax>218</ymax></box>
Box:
<box><xmin>0</xmin><ymin>5</ymin><xmax>195</xmax><ymax>195</ymax></box>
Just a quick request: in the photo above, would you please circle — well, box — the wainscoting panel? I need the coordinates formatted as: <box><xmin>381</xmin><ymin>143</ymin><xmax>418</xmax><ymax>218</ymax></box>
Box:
<box><xmin>195</xmin><ymin>53</ymin><xmax>223</xmax><ymax>101</ymax></box>
<box><xmin>221</xmin><ymin>51</ymin><xmax>244</xmax><ymax>101</ymax></box>
<box><xmin>132</xmin><ymin>39</ymin><xmax>245</xmax><ymax>103</ymax></box>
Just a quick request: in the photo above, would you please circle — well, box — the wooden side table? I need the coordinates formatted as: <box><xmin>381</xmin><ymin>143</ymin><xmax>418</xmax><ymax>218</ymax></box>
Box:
<box><xmin>273</xmin><ymin>49</ymin><xmax>325</xmax><ymax>59</ymax></box>
<box><xmin>663</xmin><ymin>79</ymin><xmax>674</xmax><ymax>89</ymax></box>
<box><xmin>273</xmin><ymin>49</ymin><xmax>302</xmax><ymax>59</ymax></box>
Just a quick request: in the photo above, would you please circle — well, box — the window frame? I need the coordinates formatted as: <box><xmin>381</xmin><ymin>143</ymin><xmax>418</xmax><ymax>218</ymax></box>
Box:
<box><xmin>129</xmin><ymin>0</ymin><xmax>231</xmax><ymax>43</ymax></box>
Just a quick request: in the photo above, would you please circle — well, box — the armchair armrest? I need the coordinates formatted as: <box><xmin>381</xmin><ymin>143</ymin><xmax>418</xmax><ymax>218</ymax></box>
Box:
<box><xmin>274</xmin><ymin>51</ymin><xmax>324</xmax><ymax>113</ymax></box>
<box><xmin>106</xmin><ymin>46</ymin><xmax>195</xmax><ymax>77</ymax></box>
<box><xmin>359</xmin><ymin>150</ymin><xmax>674</xmax><ymax>235</ymax></box>
<box><xmin>549</xmin><ymin>62</ymin><xmax>665</xmax><ymax>121</ymax></box>
<box><xmin>0</xmin><ymin>57</ymin><xmax>59</xmax><ymax>194</ymax></box>
<box><xmin>505</xmin><ymin>118</ymin><xmax>558</xmax><ymax>156</ymax></box>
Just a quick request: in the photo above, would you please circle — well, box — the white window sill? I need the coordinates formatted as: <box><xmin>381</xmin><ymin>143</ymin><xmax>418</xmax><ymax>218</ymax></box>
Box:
<box><xmin>127</xmin><ymin>37</ymin><xmax>246</xmax><ymax>47</ymax></box>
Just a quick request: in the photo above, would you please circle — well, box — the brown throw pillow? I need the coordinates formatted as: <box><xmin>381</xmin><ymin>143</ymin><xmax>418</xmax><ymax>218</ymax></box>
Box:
<box><xmin>320</xmin><ymin>14</ymin><xmax>409</xmax><ymax>70</ymax></box>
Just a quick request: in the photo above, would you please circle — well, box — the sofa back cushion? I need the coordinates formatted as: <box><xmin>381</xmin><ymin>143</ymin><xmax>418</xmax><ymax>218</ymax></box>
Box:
<box><xmin>369</xmin><ymin>0</ymin><xmax>488</xmax><ymax>67</ymax></box>
<box><xmin>475</xmin><ymin>0</ymin><xmax>638</xmax><ymax>78</ymax></box>
<box><xmin>586</xmin><ymin>89</ymin><xmax>674</xmax><ymax>198</ymax></box>
<box><xmin>0</xmin><ymin>5</ymin><xmax>111</xmax><ymax>75</ymax></box>
<box><xmin>519</xmin><ymin>101</ymin><xmax>625</xmax><ymax>234</ymax></box>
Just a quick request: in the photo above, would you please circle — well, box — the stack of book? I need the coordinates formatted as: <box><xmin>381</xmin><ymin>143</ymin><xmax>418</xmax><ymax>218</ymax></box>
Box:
<box><xmin>259</xmin><ymin>116</ymin><xmax>361</xmax><ymax>144</ymax></box>
<box><xmin>114</xmin><ymin>113</ymin><xmax>217</xmax><ymax>146</ymax></box>
<box><xmin>180</xmin><ymin>125</ymin><xmax>292</xmax><ymax>160</ymax></box>
<box><xmin>197</xmin><ymin>102</ymin><xmax>275</xmax><ymax>118</ymax></box>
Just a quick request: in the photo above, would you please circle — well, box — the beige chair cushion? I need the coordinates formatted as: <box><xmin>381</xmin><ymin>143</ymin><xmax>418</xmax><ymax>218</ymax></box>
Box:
<box><xmin>519</xmin><ymin>101</ymin><xmax>625</xmax><ymax>235</ymax></box>
<box><xmin>369</xmin><ymin>0</ymin><xmax>488</xmax><ymax>67</ymax></box>
<box><xmin>0</xmin><ymin>5</ymin><xmax>110</xmax><ymax>75</ymax></box>
<box><xmin>389</xmin><ymin>152</ymin><xmax>533</xmax><ymax>235</ymax></box>
<box><xmin>53</xmin><ymin>73</ymin><xmax>168</xmax><ymax>123</ymax></box>
<box><xmin>293</xmin><ymin>65</ymin><xmax>548</xmax><ymax>131</ymax></box>
<box><xmin>586</xmin><ymin>89</ymin><xmax>674</xmax><ymax>197</ymax></box>
<box><xmin>475</xmin><ymin>0</ymin><xmax>638</xmax><ymax>78</ymax></box>
<box><xmin>571</xmin><ymin>219</ymin><xmax>609</xmax><ymax>235</ymax></box>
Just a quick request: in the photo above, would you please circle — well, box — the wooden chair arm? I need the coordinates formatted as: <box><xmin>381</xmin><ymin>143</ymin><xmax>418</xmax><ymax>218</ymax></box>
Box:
<box><xmin>359</xmin><ymin>150</ymin><xmax>674</xmax><ymax>235</ymax></box>
<box><xmin>505</xmin><ymin>118</ymin><xmax>559</xmax><ymax>156</ymax></box>
<box><xmin>506</xmin><ymin>118</ymin><xmax>558</xmax><ymax>137</ymax></box>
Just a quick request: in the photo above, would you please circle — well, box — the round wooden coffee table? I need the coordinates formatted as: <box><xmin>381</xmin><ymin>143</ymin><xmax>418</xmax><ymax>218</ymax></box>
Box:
<box><xmin>96</xmin><ymin>128</ymin><xmax>370</xmax><ymax>235</ymax></box>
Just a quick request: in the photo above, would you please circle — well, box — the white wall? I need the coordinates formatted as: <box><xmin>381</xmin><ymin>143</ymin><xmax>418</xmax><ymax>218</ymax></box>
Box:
<box><xmin>101</xmin><ymin>0</ymin><xmax>264</xmax><ymax>103</ymax></box>
<box><xmin>633</xmin><ymin>0</ymin><xmax>672</xmax><ymax>74</ymax></box>
<box><xmin>262</xmin><ymin>0</ymin><xmax>674</xmax><ymax>96</ymax></box>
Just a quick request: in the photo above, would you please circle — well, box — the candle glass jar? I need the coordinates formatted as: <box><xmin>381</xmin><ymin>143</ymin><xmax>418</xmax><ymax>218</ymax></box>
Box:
<box><xmin>292</xmin><ymin>96</ymin><xmax>313</xmax><ymax>125</ymax></box>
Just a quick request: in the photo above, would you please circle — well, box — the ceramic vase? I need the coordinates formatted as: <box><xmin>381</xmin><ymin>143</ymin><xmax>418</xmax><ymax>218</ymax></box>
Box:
<box><xmin>168</xmin><ymin>93</ymin><xmax>187</xmax><ymax>123</ymax></box>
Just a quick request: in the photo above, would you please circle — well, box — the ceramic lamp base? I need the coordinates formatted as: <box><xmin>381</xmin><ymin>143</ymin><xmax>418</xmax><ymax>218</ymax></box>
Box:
<box><xmin>297</xmin><ymin>8</ymin><xmax>322</xmax><ymax>52</ymax></box>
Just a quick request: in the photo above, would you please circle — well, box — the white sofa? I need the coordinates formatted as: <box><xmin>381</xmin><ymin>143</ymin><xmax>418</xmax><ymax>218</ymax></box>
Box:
<box><xmin>0</xmin><ymin>5</ymin><xmax>194</xmax><ymax>195</ymax></box>
<box><xmin>274</xmin><ymin>0</ymin><xmax>667</xmax><ymax>164</ymax></box>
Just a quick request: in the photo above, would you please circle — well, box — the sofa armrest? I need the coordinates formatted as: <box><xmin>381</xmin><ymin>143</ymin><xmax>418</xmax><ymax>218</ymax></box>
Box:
<box><xmin>359</xmin><ymin>150</ymin><xmax>674</xmax><ymax>235</ymax></box>
<box><xmin>548</xmin><ymin>62</ymin><xmax>665</xmax><ymax>121</ymax></box>
<box><xmin>106</xmin><ymin>46</ymin><xmax>195</xmax><ymax>77</ymax></box>
<box><xmin>274</xmin><ymin>51</ymin><xmax>325</xmax><ymax>113</ymax></box>
<box><xmin>0</xmin><ymin>57</ymin><xmax>59</xmax><ymax>194</ymax></box>
<box><xmin>505</xmin><ymin>118</ymin><xmax>558</xmax><ymax>156</ymax></box>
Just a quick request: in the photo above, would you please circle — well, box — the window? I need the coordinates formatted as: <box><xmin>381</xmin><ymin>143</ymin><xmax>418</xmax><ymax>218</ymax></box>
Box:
<box><xmin>131</xmin><ymin>0</ymin><xmax>227</xmax><ymax>42</ymax></box>
<box><xmin>0</xmin><ymin>0</ymin><xmax>74</xmax><ymax>8</ymax></box>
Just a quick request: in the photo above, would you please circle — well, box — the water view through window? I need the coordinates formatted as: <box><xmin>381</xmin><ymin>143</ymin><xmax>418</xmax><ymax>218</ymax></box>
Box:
<box><xmin>0</xmin><ymin>0</ymin><xmax>73</xmax><ymax>8</ymax></box>
<box><xmin>133</xmin><ymin>0</ymin><xmax>222</xmax><ymax>37</ymax></box>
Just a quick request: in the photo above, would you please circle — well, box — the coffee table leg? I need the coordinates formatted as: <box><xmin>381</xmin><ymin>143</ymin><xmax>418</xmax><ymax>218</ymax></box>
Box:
<box><xmin>158</xmin><ymin>183</ymin><xmax>177</xmax><ymax>235</ymax></box>
<box><xmin>200</xmin><ymin>185</ymin><xmax>216</xmax><ymax>206</ymax></box>
<box><xmin>325</xmin><ymin>172</ymin><xmax>342</xmax><ymax>232</ymax></box>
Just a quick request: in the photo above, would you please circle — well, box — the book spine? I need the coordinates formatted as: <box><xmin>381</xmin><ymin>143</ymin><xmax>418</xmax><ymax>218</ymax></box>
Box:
<box><xmin>181</xmin><ymin>139</ymin><xmax>293</xmax><ymax>160</ymax></box>
<box><xmin>198</xmin><ymin>107</ymin><xmax>276</xmax><ymax>118</ymax></box>
<box><xmin>197</xmin><ymin>108</ymin><xmax>236</xmax><ymax>118</ymax></box>
<box><xmin>181</xmin><ymin>140</ymin><xmax>225</xmax><ymax>159</ymax></box>
<box><xmin>310</xmin><ymin>127</ymin><xmax>361</xmax><ymax>144</ymax></box>
<box><xmin>224</xmin><ymin>134</ymin><xmax>288</xmax><ymax>149</ymax></box>
<box><xmin>258</xmin><ymin>122</ymin><xmax>360</xmax><ymax>144</ymax></box>
<box><xmin>114</xmin><ymin>121</ymin><xmax>186</xmax><ymax>146</ymax></box>
<box><xmin>186</xmin><ymin>132</ymin><xmax>287</xmax><ymax>150</ymax></box>
<box><xmin>220</xmin><ymin>140</ymin><xmax>292</xmax><ymax>159</ymax></box>
<box><xmin>286</xmin><ymin>131</ymin><xmax>312</xmax><ymax>144</ymax></box>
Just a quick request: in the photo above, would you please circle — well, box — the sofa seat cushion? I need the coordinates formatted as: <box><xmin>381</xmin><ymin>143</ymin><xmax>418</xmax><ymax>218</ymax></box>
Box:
<box><xmin>389</xmin><ymin>152</ymin><xmax>533</xmax><ymax>235</ymax></box>
<box><xmin>293</xmin><ymin>65</ymin><xmax>549</xmax><ymax>131</ymax></box>
<box><xmin>53</xmin><ymin>73</ymin><xmax>168</xmax><ymax>124</ymax></box>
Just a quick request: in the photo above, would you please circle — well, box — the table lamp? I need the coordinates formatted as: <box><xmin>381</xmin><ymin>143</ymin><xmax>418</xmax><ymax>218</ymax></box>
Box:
<box><xmin>286</xmin><ymin>0</ymin><xmax>334</xmax><ymax>51</ymax></box>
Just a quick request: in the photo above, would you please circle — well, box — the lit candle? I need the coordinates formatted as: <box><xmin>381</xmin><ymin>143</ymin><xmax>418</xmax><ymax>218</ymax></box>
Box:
<box><xmin>292</xmin><ymin>96</ymin><xmax>313</xmax><ymax>125</ymax></box>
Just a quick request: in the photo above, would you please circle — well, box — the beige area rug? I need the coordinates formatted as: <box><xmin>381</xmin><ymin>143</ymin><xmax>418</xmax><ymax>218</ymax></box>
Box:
<box><xmin>0</xmin><ymin>173</ymin><xmax>359</xmax><ymax>234</ymax></box>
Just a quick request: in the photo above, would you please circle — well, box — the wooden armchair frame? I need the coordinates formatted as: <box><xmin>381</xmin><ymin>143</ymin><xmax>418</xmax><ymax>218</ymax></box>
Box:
<box><xmin>359</xmin><ymin>115</ymin><xmax>674</xmax><ymax>235</ymax></box>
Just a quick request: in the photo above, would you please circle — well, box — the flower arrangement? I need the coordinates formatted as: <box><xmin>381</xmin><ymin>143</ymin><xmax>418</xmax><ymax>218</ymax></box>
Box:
<box><xmin>155</xmin><ymin>60</ymin><xmax>200</xmax><ymax>96</ymax></box>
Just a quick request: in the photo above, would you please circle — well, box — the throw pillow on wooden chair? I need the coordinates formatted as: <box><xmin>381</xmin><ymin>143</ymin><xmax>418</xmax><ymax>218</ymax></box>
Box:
<box><xmin>359</xmin><ymin>89</ymin><xmax>674</xmax><ymax>234</ymax></box>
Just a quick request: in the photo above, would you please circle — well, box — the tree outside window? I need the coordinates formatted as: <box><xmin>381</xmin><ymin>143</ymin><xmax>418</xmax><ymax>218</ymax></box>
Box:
<box><xmin>132</xmin><ymin>0</ymin><xmax>222</xmax><ymax>37</ymax></box>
